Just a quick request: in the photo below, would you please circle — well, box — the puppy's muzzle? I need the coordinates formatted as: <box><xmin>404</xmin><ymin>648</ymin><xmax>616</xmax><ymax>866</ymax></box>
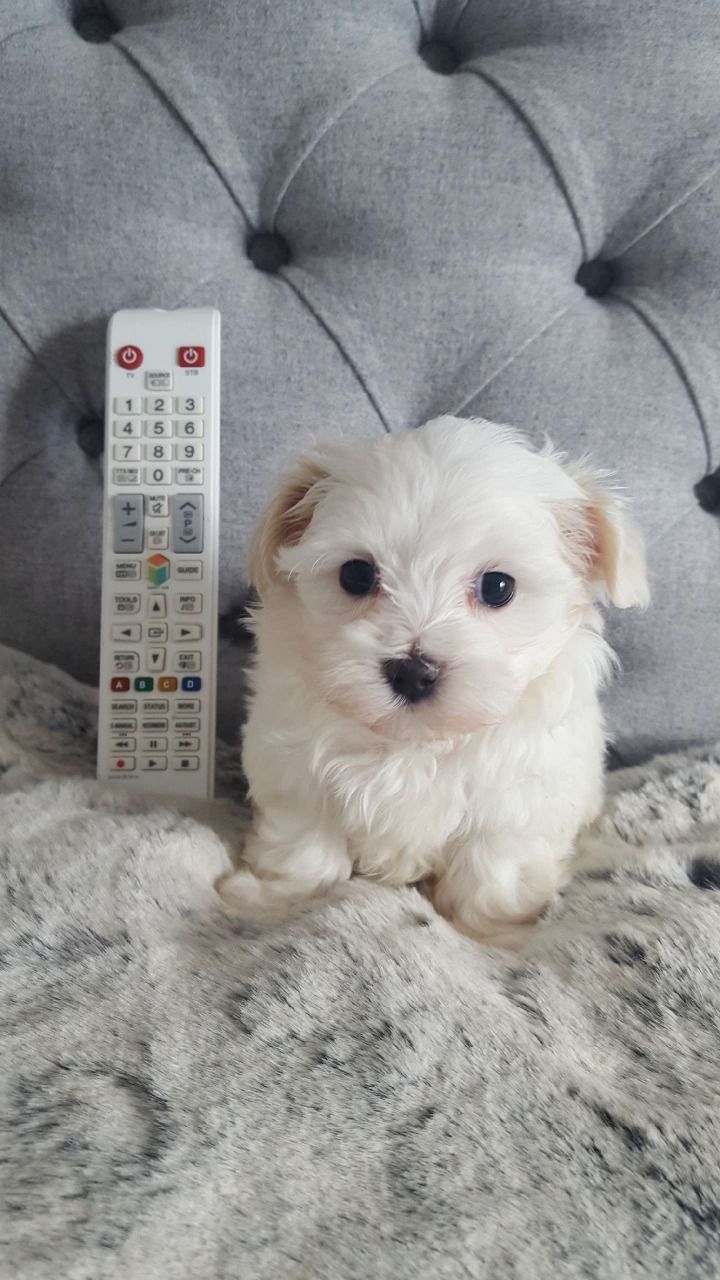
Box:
<box><xmin>383</xmin><ymin>653</ymin><xmax>441</xmax><ymax>704</ymax></box>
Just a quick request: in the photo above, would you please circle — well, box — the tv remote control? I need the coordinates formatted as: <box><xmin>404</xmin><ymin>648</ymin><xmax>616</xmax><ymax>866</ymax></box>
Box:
<box><xmin>96</xmin><ymin>307</ymin><xmax>221</xmax><ymax>798</ymax></box>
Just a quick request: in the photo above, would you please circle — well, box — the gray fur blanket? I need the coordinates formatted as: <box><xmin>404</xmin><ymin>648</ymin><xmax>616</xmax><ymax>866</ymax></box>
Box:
<box><xmin>2</xmin><ymin>643</ymin><xmax>720</xmax><ymax>1280</ymax></box>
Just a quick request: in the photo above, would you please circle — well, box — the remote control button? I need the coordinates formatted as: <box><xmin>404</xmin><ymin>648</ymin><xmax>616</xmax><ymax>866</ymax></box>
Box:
<box><xmin>145</xmin><ymin>465</ymin><xmax>172</xmax><ymax>486</ymax></box>
<box><xmin>146</xmin><ymin>371</ymin><xmax>172</xmax><ymax>390</ymax></box>
<box><xmin>113</xmin><ymin>653</ymin><xmax>140</xmax><ymax>673</ymax></box>
<box><xmin>110</xmin><ymin>719</ymin><xmax>136</xmax><ymax>733</ymax></box>
<box><xmin>174</xmin><ymin>562</ymin><xmax>202</xmax><ymax>581</ymax></box>
<box><xmin>175</xmin><ymin>592</ymin><xmax>202</xmax><ymax>613</ymax></box>
<box><xmin>144</xmin><ymin>418</ymin><xmax>172</xmax><ymax>438</ymax></box>
<box><xmin>112</xmin><ymin>623</ymin><xmax>141</xmax><ymax>642</ymax></box>
<box><xmin>111</xmin><ymin>737</ymin><xmax>136</xmax><ymax>752</ymax></box>
<box><xmin>116</xmin><ymin>346</ymin><xmax>143</xmax><ymax>371</ymax></box>
<box><xmin>175</xmin><ymin>465</ymin><xmax>204</xmax><ymax>486</ymax></box>
<box><xmin>142</xmin><ymin>756</ymin><xmax>167</xmax><ymax>771</ymax></box>
<box><xmin>175</xmin><ymin>442</ymin><xmax>204</xmax><ymax>461</ymax></box>
<box><xmin>113</xmin><ymin>396</ymin><xmax>142</xmax><ymax>414</ymax></box>
<box><xmin>146</xmin><ymin>623</ymin><xmax>168</xmax><ymax>641</ymax></box>
<box><xmin>147</xmin><ymin>649</ymin><xmax>166</xmax><ymax>673</ymax></box>
<box><xmin>114</xmin><ymin>418</ymin><xmax>142</xmax><ymax>438</ymax></box>
<box><xmin>145</xmin><ymin>394</ymin><xmax>173</xmax><ymax>415</ymax></box>
<box><xmin>142</xmin><ymin>736</ymin><xmax>168</xmax><ymax>752</ymax></box>
<box><xmin>112</xmin><ymin>494</ymin><xmax>144</xmax><ymax>553</ymax></box>
<box><xmin>113</xmin><ymin>594</ymin><xmax>141</xmax><ymax>614</ymax></box>
<box><xmin>144</xmin><ymin>442</ymin><xmax>172</xmax><ymax>462</ymax></box>
<box><xmin>176</xmin><ymin>395</ymin><xmax>204</xmax><ymax>413</ymax></box>
<box><xmin>146</xmin><ymin>494</ymin><xmax>169</xmax><ymax>517</ymax></box>
<box><xmin>146</xmin><ymin>529</ymin><xmax>169</xmax><ymax>551</ymax></box>
<box><xmin>174</xmin><ymin>717</ymin><xmax>200</xmax><ymax>731</ymax></box>
<box><xmin>158</xmin><ymin>676</ymin><xmax>178</xmax><ymax>692</ymax></box>
<box><xmin>178</xmin><ymin>346</ymin><xmax>205</xmax><ymax>368</ymax></box>
<box><xmin>110</xmin><ymin>676</ymin><xmax>131</xmax><ymax>692</ymax></box>
<box><xmin>174</xmin><ymin>736</ymin><xmax>199</xmax><ymax>752</ymax></box>
<box><xmin>148</xmin><ymin>594</ymin><xmax>167</xmax><ymax>618</ymax></box>
<box><xmin>173</xmin><ymin>623</ymin><xmax>202</xmax><ymax>641</ymax></box>
<box><xmin>147</xmin><ymin>554</ymin><xmax>170</xmax><ymax>586</ymax></box>
<box><xmin>134</xmin><ymin>676</ymin><xmax>154</xmax><ymax>693</ymax></box>
<box><xmin>175</xmin><ymin>418</ymin><xmax>204</xmax><ymax>437</ymax></box>
<box><xmin>113</xmin><ymin>466</ymin><xmax>141</xmax><ymax>486</ymax></box>
<box><xmin>141</xmin><ymin>718</ymin><xmax>168</xmax><ymax>732</ymax></box>
<box><xmin>176</xmin><ymin>651</ymin><xmax>201</xmax><ymax>673</ymax></box>
<box><xmin>111</xmin><ymin>756</ymin><xmax>136</xmax><ymax>771</ymax></box>
<box><xmin>172</xmin><ymin>494</ymin><xmax>203</xmax><ymax>554</ymax></box>
<box><xmin>113</xmin><ymin>560</ymin><xmax>141</xmax><ymax>581</ymax></box>
<box><xmin>111</xmin><ymin>700</ymin><xmax>137</xmax><ymax>713</ymax></box>
<box><xmin>175</xmin><ymin>700</ymin><xmax>200</xmax><ymax>714</ymax></box>
<box><xmin>142</xmin><ymin>700</ymin><xmax>168</xmax><ymax>713</ymax></box>
<box><xmin>180</xmin><ymin>677</ymin><xmax>202</xmax><ymax>693</ymax></box>
<box><xmin>113</xmin><ymin>442</ymin><xmax>141</xmax><ymax>461</ymax></box>
<box><xmin>173</xmin><ymin>756</ymin><xmax>200</xmax><ymax>770</ymax></box>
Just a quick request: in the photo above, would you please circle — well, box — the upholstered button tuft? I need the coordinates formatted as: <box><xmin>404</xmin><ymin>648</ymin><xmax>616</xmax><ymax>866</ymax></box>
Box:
<box><xmin>74</xmin><ymin>12</ymin><xmax>118</xmax><ymax>43</ymax></box>
<box><xmin>76</xmin><ymin>417</ymin><xmax>104</xmax><ymax>458</ymax></box>
<box><xmin>575</xmin><ymin>259</ymin><xmax>617</xmax><ymax>297</ymax></box>
<box><xmin>419</xmin><ymin>41</ymin><xmax>460</xmax><ymax>74</ymax></box>
<box><xmin>694</xmin><ymin>468</ymin><xmax>720</xmax><ymax>514</ymax></box>
<box><xmin>247</xmin><ymin>232</ymin><xmax>291</xmax><ymax>273</ymax></box>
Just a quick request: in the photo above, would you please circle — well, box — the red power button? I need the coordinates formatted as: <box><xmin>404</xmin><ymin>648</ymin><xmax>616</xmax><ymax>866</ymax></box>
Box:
<box><xmin>178</xmin><ymin>346</ymin><xmax>205</xmax><ymax>368</ymax></box>
<box><xmin>117</xmin><ymin>345</ymin><xmax>143</xmax><ymax>369</ymax></box>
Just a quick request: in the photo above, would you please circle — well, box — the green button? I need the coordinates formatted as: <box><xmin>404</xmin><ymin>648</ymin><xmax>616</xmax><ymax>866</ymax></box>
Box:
<box><xmin>134</xmin><ymin>676</ymin><xmax>154</xmax><ymax>693</ymax></box>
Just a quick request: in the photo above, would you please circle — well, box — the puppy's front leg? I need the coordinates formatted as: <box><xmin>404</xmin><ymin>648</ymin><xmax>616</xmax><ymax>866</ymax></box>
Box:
<box><xmin>431</xmin><ymin>833</ymin><xmax>567</xmax><ymax>949</ymax></box>
<box><xmin>219</xmin><ymin>804</ymin><xmax>352</xmax><ymax>921</ymax></box>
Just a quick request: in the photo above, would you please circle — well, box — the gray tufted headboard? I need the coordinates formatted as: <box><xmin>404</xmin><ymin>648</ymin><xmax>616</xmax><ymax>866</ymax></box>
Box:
<box><xmin>2</xmin><ymin>0</ymin><xmax>719</xmax><ymax>759</ymax></box>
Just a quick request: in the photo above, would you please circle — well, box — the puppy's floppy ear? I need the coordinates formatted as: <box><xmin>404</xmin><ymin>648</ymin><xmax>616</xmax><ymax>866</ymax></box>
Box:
<box><xmin>558</xmin><ymin>464</ymin><xmax>650</xmax><ymax>609</ymax></box>
<box><xmin>247</xmin><ymin>455</ymin><xmax>330</xmax><ymax>594</ymax></box>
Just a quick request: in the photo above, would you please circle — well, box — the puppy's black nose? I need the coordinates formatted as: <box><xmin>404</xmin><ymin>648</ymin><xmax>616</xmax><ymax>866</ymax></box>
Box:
<box><xmin>383</xmin><ymin>653</ymin><xmax>440</xmax><ymax>704</ymax></box>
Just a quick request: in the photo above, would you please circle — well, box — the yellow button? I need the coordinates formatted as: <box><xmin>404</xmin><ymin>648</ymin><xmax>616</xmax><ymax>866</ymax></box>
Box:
<box><xmin>158</xmin><ymin>676</ymin><xmax>178</xmax><ymax>692</ymax></box>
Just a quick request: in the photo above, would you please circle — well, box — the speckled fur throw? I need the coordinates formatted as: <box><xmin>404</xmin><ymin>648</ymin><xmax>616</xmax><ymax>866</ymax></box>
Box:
<box><xmin>2</xmin><ymin>643</ymin><xmax>720</xmax><ymax>1280</ymax></box>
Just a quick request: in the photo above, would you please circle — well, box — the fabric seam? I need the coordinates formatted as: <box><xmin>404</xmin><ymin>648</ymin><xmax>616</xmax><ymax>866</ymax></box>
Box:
<box><xmin>461</xmin><ymin>63</ymin><xmax>589</xmax><ymax>259</ymax></box>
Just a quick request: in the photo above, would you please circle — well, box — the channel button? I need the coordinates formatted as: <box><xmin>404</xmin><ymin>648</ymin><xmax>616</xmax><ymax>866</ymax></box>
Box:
<box><xmin>172</xmin><ymin>494</ymin><xmax>204</xmax><ymax>554</ymax></box>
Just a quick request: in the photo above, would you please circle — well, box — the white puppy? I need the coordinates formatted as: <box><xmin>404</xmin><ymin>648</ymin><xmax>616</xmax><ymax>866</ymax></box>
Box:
<box><xmin>221</xmin><ymin>416</ymin><xmax>649</xmax><ymax>943</ymax></box>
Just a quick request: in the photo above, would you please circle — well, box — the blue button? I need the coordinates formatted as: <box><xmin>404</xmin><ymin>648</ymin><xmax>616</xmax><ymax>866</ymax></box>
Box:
<box><xmin>181</xmin><ymin>676</ymin><xmax>202</xmax><ymax>692</ymax></box>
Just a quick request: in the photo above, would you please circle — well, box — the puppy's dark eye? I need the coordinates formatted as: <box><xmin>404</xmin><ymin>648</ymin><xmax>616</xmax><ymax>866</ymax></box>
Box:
<box><xmin>475</xmin><ymin>571</ymin><xmax>515</xmax><ymax>608</ymax></box>
<box><xmin>339</xmin><ymin>559</ymin><xmax>377</xmax><ymax>596</ymax></box>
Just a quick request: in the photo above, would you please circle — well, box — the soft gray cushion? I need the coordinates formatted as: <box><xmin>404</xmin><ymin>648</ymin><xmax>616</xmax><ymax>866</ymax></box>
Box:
<box><xmin>1</xmin><ymin>0</ymin><xmax>719</xmax><ymax>757</ymax></box>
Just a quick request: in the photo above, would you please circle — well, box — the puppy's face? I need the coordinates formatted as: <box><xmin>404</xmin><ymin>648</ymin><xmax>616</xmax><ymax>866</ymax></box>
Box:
<box><xmin>250</xmin><ymin>417</ymin><xmax>648</xmax><ymax>741</ymax></box>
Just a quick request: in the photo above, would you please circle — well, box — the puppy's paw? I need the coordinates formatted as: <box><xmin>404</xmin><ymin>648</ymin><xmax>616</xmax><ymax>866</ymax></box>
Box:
<box><xmin>451</xmin><ymin>913</ymin><xmax>539</xmax><ymax>952</ymax></box>
<box><xmin>217</xmin><ymin>867</ymin><xmax>296</xmax><ymax>921</ymax></box>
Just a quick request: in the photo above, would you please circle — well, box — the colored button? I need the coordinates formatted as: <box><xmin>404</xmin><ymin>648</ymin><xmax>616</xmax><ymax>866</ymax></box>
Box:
<box><xmin>111</xmin><ymin>676</ymin><xmax>130</xmax><ymax>692</ymax></box>
<box><xmin>158</xmin><ymin>676</ymin><xmax>178</xmax><ymax>692</ymax></box>
<box><xmin>117</xmin><ymin>345</ymin><xmax>143</xmax><ymax>369</ymax></box>
<box><xmin>178</xmin><ymin>345</ymin><xmax>205</xmax><ymax>368</ymax></box>
<box><xmin>181</xmin><ymin>676</ymin><xmax>202</xmax><ymax>692</ymax></box>
<box><xmin>146</xmin><ymin>553</ymin><xmax>170</xmax><ymax>586</ymax></box>
<box><xmin>134</xmin><ymin>677</ymin><xmax>154</xmax><ymax>693</ymax></box>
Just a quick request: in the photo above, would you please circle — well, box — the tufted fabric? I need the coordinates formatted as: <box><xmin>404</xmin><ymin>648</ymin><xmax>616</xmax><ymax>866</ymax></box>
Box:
<box><xmin>1</xmin><ymin>0</ymin><xmax>719</xmax><ymax>757</ymax></box>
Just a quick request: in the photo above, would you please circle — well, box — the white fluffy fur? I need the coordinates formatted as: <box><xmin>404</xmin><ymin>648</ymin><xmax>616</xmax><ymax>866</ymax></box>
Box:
<box><xmin>221</xmin><ymin>416</ymin><xmax>649</xmax><ymax>944</ymax></box>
